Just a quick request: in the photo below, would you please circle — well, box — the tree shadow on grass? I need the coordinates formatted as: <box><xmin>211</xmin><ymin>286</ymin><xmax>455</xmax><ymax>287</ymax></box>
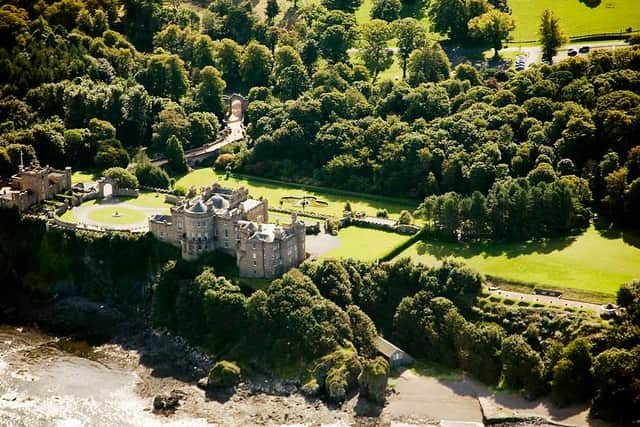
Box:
<box><xmin>594</xmin><ymin>219</ymin><xmax>640</xmax><ymax>249</ymax></box>
<box><xmin>414</xmin><ymin>235</ymin><xmax>577</xmax><ymax>261</ymax></box>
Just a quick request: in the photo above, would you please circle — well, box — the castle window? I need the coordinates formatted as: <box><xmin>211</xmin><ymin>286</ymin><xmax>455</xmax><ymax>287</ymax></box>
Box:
<box><xmin>253</xmin><ymin>260</ymin><xmax>256</xmax><ymax>266</ymax></box>
<box><xmin>224</xmin><ymin>241</ymin><xmax>228</xmax><ymax>247</ymax></box>
<box><xmin>224</xmin><ymin>229</ymin><xmax>228</xmax><ymax>237</ymax></box>
<box><xmin>252</xmin><ymin>253</ymin><xmax>256</xmax><ymax>259</ymax></box>
<box><xmin>252</xmin><ymin>243</ymin><xmax>256</xmax><ymax>250</ymax></box>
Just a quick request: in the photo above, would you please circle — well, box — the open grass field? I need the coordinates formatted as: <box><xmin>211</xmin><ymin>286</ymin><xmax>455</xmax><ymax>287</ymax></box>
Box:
<box><xmin>322</xmin><ymin>226</ymin><xmax>411</xmax><ymax>261</ymax></box>
<box><xmin>352</xmin><ymin>0</ymin><xmax>639</xmax><ymax>42</ymax></box>
<box><xmin>509</xmin><ymin>0</ymin><xmax>640</xmax><ymax>42</ymax></box>
<box><xmin>398</xmin><ymin>226</ymin><xmax>640</xmax><ymax>295</ymax></box>
<box><xmin>86</xmin><ymin>206</ymin><xmax>148</xmax><ymax>225</ymax></box>
<box><xmin>175</xmin><ymin>168</ymin><xmax>418</xmax><ymax>219</ymax></box>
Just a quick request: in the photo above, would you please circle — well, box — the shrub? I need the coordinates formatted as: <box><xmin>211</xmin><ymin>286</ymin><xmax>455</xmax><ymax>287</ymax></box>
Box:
<box><xmin>398</xmin><ymin>209</ymin><xmax>412</xmax><ymax>224</ymax></box>
<box><xmin>207</xmin><ymin>361</ymin><xmax>241</xmax><ymax>388</ymax></box>
<box><xmin>358</xmin><ymin>357</ymin><xmax>389</xmax><ymax>404</ymax></box>
<box><xmin>344</xmin><ymin>201</ymin><xmax>352</xmax><ymax>212</ymax></box>
<box><xmin>310</xmin><ymin>347</ymin><xmax>362</xmax><ymax>403</ymax></box>
<box><xmin>136</xmin><ymin>163</ymin><xmax>170</xmax><ymax>189</ymax></box>
<box><xmin>376</xmin><ymin>208</ymin><xmax>388</xmax><ymax>218</ymax></box>
<box><xmin>103</xmin><ymin>167</ymin><xmax>138</xmax><ymax>189</ymax></box>
<box><xmin>214</xmin><ymin>153</ymin><xmax>236</xmax><ymax>171</ymax></box>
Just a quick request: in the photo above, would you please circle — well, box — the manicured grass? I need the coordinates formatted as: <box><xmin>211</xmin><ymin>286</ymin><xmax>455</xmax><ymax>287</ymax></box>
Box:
<box><xmin>509</xmin><ymin>0</ymin><xmax>640</xmax><ymax>42</ymax></box>
<box><xmin>59</xmin><ymin>208</ymin><xmax>77</xmax><ymax>223</ymax></box>
<box><xmin>71</xmin><ymin>170</ymin><xmax>100</xmax><ymax>184</ymax></box>
<box><xmin>268</xmin><ymin>211</ymin><xmax>320</xmax><ymax>224</ymax></box>
<box><xmin>87</xmin><ymin>206</ymin><xmax>148</xmax><ymax>225</ymax></box>
<box><xmin>175</xmin><ymin>168</ymin><xmax>418</xmax><ymax>220</ymax></box>
<box><xmin>398</xmin><ymin>226</ymin><xmax>640</xmax><ymax>295</ymax></box>
<box><xmin>120</xmin><ymin>192</ymin><xmax>173</xmax><ymax>209</ymax></box>
<box><xmin>322</xmin><ymin>226</ymin><xmax>411</xmax><ymax>261</ymax></box>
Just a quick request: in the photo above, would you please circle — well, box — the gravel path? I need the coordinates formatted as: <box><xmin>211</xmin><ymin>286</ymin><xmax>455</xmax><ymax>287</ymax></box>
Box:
<box><xmin>488</xmin><ymin>288</ymin><xmax>601</xmax><ymax>313</ymax></box>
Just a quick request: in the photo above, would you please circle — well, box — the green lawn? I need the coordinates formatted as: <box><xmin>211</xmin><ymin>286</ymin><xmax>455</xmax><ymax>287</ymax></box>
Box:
<box><xmin>509</xmin><ymin>0</ymin><xmax>640</xmax><ymax>42</ymax></box>
<box><xmin>322</xmin><ymin>226</ymin><xmax>411</xmax><ymax>261</ymax></box>
<box><xmin>71</xmin><ymin>170</ymin><xmax>100</xmax><ymax>184</ymax></box>
<box><xmin>87</xmin><ymin>206</ymin><xmax>148</xmax><ymax>225</ymax></box>
<box><xmin>59</xmin><ymin>208</ymin><xmax>77</xmax><ymax>223</ymax></box>
<box><xmin>352</xmin><ymin>0</ymin><xmax>639</xmax><ymax>43</ymax></box>
<box><xmin>175</xmin><ymin>168</ymin><xmax>418</xmax><ymax>220</ymax></box>
<box><xmin>398</xmin><ymin>226</ymin><xmax>640</xmax><ymax>295</ymax></box>
<box><xmin>121</xmin><ymin>192</ymin><xmax>173</xmax><ymax>209</ymax></box>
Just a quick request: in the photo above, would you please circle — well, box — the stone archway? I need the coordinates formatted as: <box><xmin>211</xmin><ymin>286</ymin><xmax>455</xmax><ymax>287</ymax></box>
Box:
<box><xmin>96</xmin><ymin>177</ymin><xmax>118</xmax><ymax>199</ymax></box>
<box><xmin>103</xmin><ymin>183</ymin><xmax>113</xmax><ymax>198</ymax></box>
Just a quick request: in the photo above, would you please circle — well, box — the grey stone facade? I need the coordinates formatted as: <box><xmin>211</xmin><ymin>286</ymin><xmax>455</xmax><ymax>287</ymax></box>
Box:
<box><xmin>149</xmin><ymin>182</ymin><xmax>306</xmax><ymax>278</ymax></box>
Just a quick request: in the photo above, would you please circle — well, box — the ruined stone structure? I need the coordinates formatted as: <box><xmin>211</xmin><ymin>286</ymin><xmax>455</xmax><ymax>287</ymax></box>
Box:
<box><xmin>149</xmin><ymin>183</ymin><xmax>306</xmax><ymax>278</ymax></box>
<box><xmin>0</xmin><ymin>166</ymin><xmax>72</xmax><ymax>213</ymax></box>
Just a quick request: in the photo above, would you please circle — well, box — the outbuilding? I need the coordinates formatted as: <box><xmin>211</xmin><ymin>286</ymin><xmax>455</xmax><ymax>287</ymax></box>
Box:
<box><xmin>375</xmin><ymin>336</ymin><xmax>414</xmax><ymax>368</ymax></box>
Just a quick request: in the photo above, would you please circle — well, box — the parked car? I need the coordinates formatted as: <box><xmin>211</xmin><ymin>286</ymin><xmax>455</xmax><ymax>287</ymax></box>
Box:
<box><xmin>515</xmin><ymin>65</ymin><xmax>525</xmax><ymax>71</ymax></box>
<box><xmin>567</xmin><ymin>48</ymin><xmax>578</xmax><ymax>56</ymax></box>
<box><xmin>579</xmin><ymin>45</ymin><xmax>590</xmax><ymax>53</ymax></box>
<box><xmin>541</xmin><ymin>59</ymin><xmax>551</xmax><ymax>65</ymax></box>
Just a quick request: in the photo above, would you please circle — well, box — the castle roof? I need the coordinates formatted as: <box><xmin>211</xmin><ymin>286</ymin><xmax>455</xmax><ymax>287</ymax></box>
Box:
<box><xmin>209</xmin><ymin>194</ymin><xmax>229</xmax><ymax>210</ymax></box>
<box><xmin>188</xmin><ymin>200</ymin><xmax>208</xmax><ymax>214</ymax></box>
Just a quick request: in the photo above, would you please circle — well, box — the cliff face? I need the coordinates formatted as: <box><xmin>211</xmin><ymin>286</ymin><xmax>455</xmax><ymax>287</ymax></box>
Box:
<box><xmin>0</xmin><ymin>209</ymin><xmax>177</xmax><ymax>308</ymax></box>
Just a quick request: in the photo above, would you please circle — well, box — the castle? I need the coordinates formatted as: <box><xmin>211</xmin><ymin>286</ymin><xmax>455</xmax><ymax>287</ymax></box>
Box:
<box><xmin>149</xmin><ymin>183</ymin><xmax>306</xmax><ymax>278</ymax></box>
<box><xmin>0</xmin><ymin>165</ymin><xmax>72</xmax><ymax>213</ymax></box>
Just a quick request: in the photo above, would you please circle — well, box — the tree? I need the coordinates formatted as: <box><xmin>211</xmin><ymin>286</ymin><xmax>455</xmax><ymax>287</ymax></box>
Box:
<box><xmin>347</xmin><ymin>305</ymin><xmax>378</xmax><ymax>358</ymax></box>
<box><xmin>215</xmin><ymin>38</ymin><xmax>243</xmax><ymax>88</ymax></box>
<box><xmin>265</xmin><ymin>0</ymin><xmax>280</xmax><ymax>24</ymax></box>
<box><xmin>275</xmin><ymin>65</ymin><xmax>310</xmax><ymax>100</ymax></box>
<box><xmin>142</xmin><ymin>52</ymin><xmax>190</xmax><ymax>100</ymax></box>
<box><xmin>359</xmin><ymin>20</ymin><xmax>394</xmax><ymax>82</ymax></box>
<box><xmin>321</xmin><ymin>0</ymin><xmax>363</xmax><ymax>13</ymax></box>
<box><xmin>193</xmin><ymin>66</ymin><xmax>226</xmax><ymax>116</ymax></box>
<box><xmin>370</xmin><ymin>0</ymin><xmax>401</xmax><ymax>22</ymax></box>
<box><xmin>500</xmin><ymin>335</ymin><xmax>545</xmax><ymax>396</ymax></box>
<box><xmin>165</xmin><ymin>135</ymin><xmax>188</xmax><ymax>173</ymax></box>
<box><xmin>591</xmin><ymin>347</ymin><xmax>640</xmax><ymax>423</ymax></box>
<box><xmin>135</xmin><ymin>150</ymin><xmax>170</xmax><ymax>188</ymax></box>
<box><xmin>316</xmin><ymin>11</ymin><xmax>357</xmax><ymax>63</ymax></box>
<box><xmin>428</xmin><ymin>0</ymin><xmax>491</xmax><ymax>42</ymax></box>
<box><xmin>407</xmin><ymin>43</ymin><xmax>451</xmax><ymax>86</ymax></box>
<box><xmin>538</xmin><ymin>9</ymin><xmax>568</xmax><ymax>62</ymax></box>
<box><xmin>551</xmin><ymin>338</ymin><xmax>593</xmax><ymax>407</ymax></box>
<box><xmin>103</xmin><ymin>167</ymin><xmax>139</xmax><ymax>189</ymax></box>
<box><xmin>394</xmin><ymin>18</ymin><xmax>427</xmax><ymax>80</ymax></box>
<box><xmin>240</xmin><ymin>41</ymin><xmax>273</xmax><ymax>90</ymax></box>
<box><xmin>468</xmin><ymin>9</ymin><xmax>515</xmax><ymax>57</ymax></box>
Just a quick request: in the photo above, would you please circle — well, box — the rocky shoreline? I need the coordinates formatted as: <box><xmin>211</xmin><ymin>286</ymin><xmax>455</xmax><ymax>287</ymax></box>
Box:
<box><xmin>1</xmin><ymin>294</ymin><xmax>601</xmax><ymax>426</ymax></box>
<box><xmin>0</xmin><ymin>295</ymin><xmax>390</xmax><ymax>425</ymax></box>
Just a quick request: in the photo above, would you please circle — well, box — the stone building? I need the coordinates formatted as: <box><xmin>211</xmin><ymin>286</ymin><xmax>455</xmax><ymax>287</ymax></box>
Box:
<box><xmin>0</xmin><ymin>165</ymin><xmax>72</xmax><ymax>213</ymax></box>
<box><xmin>149</xmin><ymin>182</ymin><xmax>306</xmax><ymax>278</ymax></box>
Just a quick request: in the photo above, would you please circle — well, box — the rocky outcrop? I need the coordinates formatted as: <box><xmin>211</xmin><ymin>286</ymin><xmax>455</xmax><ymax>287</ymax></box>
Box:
<box><xmin>153</xmin><ymin>390</ymin><xmax>186</xmax><ymax>414</ymax></box>
<box><xmin>358</xmin><ymin>357</ymin><xmax>390</xmax><ymax>404</ymax></box>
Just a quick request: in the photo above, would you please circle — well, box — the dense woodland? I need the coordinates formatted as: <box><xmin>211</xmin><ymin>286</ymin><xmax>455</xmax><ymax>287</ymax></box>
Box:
<box><xmin>1</xmin><ymin>0</ymin><xmax>640</xmax><ymax>422</ymax></box>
